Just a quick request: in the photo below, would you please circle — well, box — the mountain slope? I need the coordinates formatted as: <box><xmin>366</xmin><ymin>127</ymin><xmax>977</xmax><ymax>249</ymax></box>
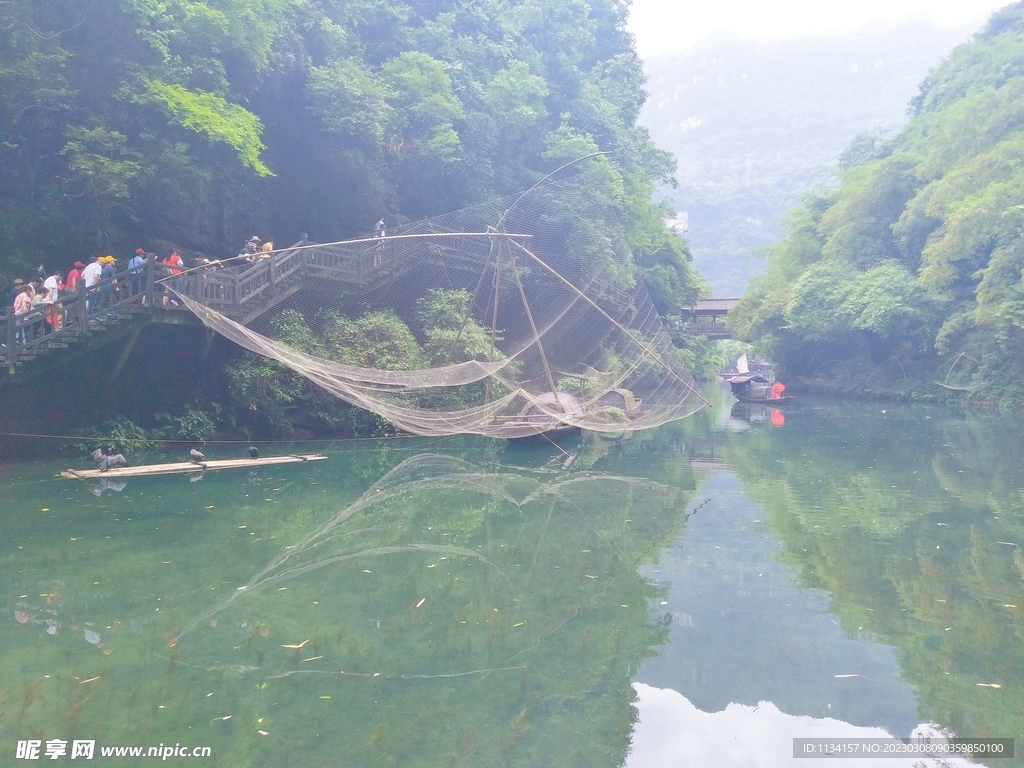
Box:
<box><xmin>729</xmin><ymin>2</ymin><xmax>1024</xmax><ymax>403</ymax></box>
<box><xmin>641</xmin><ymin>18</ymin><xmax>973</xmax><ymax>296</ymax></box>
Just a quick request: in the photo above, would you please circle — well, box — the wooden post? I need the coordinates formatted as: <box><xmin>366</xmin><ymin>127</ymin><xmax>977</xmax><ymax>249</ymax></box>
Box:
<box><xmin>77</xmin><ymin>279</ymin><xmax>87</xmax><ymax>329</ymax></box>
<box><xmin>107</xmin><ymin>325</ymin><xmax>142</xmax><ymax>384</ymax></box>
<box><xmin>5</xmin><ymin>310</ymin><xmax>16</xmax><ymax>375</ymax></box>
<box><xmin>145</xmin><ymin>259</ymin><xmax>155</xmax><ymax>307</ymax></box>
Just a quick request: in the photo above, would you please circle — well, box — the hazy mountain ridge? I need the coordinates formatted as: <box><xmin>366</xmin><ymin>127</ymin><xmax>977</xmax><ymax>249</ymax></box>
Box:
<box><xmin>641</xmin><ymin>18</ymin><xmax>974</xmax><ymax>296</ymax></box>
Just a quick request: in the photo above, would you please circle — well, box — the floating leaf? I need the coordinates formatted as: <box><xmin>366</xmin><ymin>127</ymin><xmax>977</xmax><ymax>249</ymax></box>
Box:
<box><xmin>257</xmin><ymin>730</ymin><xmax>268</xmax><ymax>736</ymax></box>
<box><xmin>834</xmin><ymin>674</ymin><xmax>859</xmax><ymax>678</ymax></box>
<box><xmin>84</xmin><ymin>629</ymin><xmax>101</xmax><ymax>644</ymax></box>
<box><xmin>281</xmin><ymin>639</ymin><xmax>308</xmax><ymax>649</ymax></box>
<box><xmin>415</xmin><ymin>598</ymin><xmax>426</xmax><ymax>608</ymax></box>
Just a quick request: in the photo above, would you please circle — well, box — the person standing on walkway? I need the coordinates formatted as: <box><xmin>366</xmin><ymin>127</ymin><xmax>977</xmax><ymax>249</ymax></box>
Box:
<box><xmin>13</xmin><ymin>283</ymin><xmax>32</xmax><ymax>343</ymax></box>
<box><xmin>6</xmin><ymin>278</ymin><xmax>24</xmax><ymax>308</ymax></box>
<box><xmin>65</xmin><ymin>262</ymin><xmax>84</xmax><ymax>294</ymax></box>
<box><xmin>128</xmin><ymin>249</ymin><xmax>146</xmax><ymax>273</ymax></box>
<box><xmin>13</xmin><ymin>284</ymin><xmax>31</xmax><ymax>316</ymax></box>
<box><xmin>128</xmin><ymin>248</ymin><xmax>147</xmax><ymax>297</ymax></box>
<box><xmin>161</xmin><ymin>250</ymin><xmax>183</xmax><ymax>305</ymax></box>
<box><xmin>42</xmin><ymin>269</ymin><xmax>63</xmax><ymax>331</ymax></box>
<box><xmin>81</xmin><ymin>255</ymin><xmax>102</xmax><ymax>317</ymax></box>
<box><xmin>98</xmin><ymin>256</ymin><xmax>117</xmax><ymax>314</ymax></box>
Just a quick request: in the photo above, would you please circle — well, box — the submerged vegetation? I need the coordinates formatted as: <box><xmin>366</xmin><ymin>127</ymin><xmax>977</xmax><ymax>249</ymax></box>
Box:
<box><xmin>730</xmin><ymin>2</ymin><xmax>1024</xmax><ymax>406</ymax></box>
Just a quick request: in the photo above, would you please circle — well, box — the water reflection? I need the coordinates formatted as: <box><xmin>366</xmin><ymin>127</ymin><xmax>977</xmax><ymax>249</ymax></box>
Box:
<box><xmin>631</xmin><ymin>395</ymin><xmax>1024</xmax><ymax>767</ymax></box>
<box><xmin>637</xmin><ymin>472</ymin><xmax>919</xmax><ymax>736</ymax></box>
<box><xmin>3</xmin><ymin>395</ymin><xmax>1023</xmax><ymax>766</ymax></box>
<box><xmin>628</xmin><ymin>684</ymin><xmax>977</xmax><ymax>768</ymax></box>
<box><xmin>2</xmin><ymin>446</ymin><xmax>695</xmax><ymax>767</ymax></box>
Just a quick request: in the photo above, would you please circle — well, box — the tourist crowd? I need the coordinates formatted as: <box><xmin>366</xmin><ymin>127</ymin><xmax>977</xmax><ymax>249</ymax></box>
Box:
<box><xmin>3</xmin><ymin>235</ymin><xmax>282</xmax><ymax>347</ymax></box>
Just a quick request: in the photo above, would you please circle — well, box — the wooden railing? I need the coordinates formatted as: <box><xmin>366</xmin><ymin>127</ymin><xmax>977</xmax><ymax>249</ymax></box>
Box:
<box><xmin>1</xmin><ymin>236</ymin><xmax>488</xmax><ymax>374</ymax></box>
<box><xmin>1</xmin><ymin>260</ymin><xmax>183</xmax><ymax>374</ymax></box>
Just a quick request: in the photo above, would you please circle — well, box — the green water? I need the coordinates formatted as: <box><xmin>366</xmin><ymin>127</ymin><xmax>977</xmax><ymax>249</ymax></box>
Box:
<box><xmin>1</xmin><ymin>388</ymin><xmax>1023</xmax><ymax>766</ymax></box>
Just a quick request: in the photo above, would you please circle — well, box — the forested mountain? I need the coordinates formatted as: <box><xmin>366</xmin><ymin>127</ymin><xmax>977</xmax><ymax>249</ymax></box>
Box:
<box><xmin>730</xmin><ymin>2</ymin><xmax>1024</xmax><ymax>403</ymax></box>
<box><xmin>640</xmin><ymin>18</ymin><xmax>972</xmax><ymax>296</ymax></box>
<box><xmin>0</xmin><ymin>0</ymin><xmax>700</xmax><ymax>315</ymax></box>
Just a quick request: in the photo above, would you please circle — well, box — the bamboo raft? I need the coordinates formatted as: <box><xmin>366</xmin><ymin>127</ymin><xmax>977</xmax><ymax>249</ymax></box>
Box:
<box><xmin>60</xmin><ymin>454</ymin><xmax>328</xmax><ymax>480</ymax></box>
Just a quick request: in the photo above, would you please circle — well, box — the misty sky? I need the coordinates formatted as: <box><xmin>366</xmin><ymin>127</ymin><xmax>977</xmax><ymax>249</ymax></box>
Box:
<box><xmin>628</xmin><ymin>0</ymin><xmax>1010</xmax><ymax>57</ymax></box>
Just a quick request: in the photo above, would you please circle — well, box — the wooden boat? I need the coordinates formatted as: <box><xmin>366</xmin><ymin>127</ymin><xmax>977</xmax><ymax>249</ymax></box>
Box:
<box><xmin>60</xmin><ymin>453</ymin><xmax>327</xmax><ymax>480</ymax></box>
<box><xmin>727</xmin><ymin>374</ymin><xmax>796</xmax><ymax>405</ymax></box>
<box><xmin>505</xmin><ymin>387</ymin><xmax>643</xmax><ymax>441</ymax></box>
<box><xmin>505</xmin><ymin>391</ymin><xmax>583</xmax><ymax>441</ymax></box>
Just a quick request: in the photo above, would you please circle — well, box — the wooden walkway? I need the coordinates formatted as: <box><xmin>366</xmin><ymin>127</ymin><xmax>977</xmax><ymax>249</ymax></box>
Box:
<box><xmin>0</xmin><ymin>234</ymin><xmax>513</xmax><ymax>376</ymax></box>
<box><xmin>1</xmin><ymin>260</ymin><xmax>202</xmax><ymax>377</ymax></box>
<box><xmin>680</xmin><ymin>298</ymin><xmax>740</xmax><ymax>339</ymax></box>
<box><xmin>3</xmin><ymin>239</ymin><xmax>741</xmax><ymax>378</ymax></box>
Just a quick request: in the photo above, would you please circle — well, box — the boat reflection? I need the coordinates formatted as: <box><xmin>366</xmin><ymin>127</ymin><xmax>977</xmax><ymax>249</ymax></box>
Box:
<box><xmin>730</xmin><ymin>401</ymin><xmax>785</xmax><ymax>427</ymax></box>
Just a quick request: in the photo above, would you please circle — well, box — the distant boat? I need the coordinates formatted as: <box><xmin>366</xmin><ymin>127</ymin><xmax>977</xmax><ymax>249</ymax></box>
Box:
<box><xmin>727</xmin><ymin>374</ymin><xmax>796</xmax><ymax>405</ymax></box>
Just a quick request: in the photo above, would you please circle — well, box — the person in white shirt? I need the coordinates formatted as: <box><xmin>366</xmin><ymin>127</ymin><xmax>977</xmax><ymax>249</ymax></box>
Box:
<box><xmin>42</xmin><ymin>271</ymin><xmax>61</xmax><ymax>302</ymax></box>
<box><xmin>81</xmin><ymin>256</ymin><xmax>103</xmax><ymax>316</ymax></box>
<box><xmin>42</xmin><ymin>270</ymin><xmax>62</xmax><ymax>331</ymax></box>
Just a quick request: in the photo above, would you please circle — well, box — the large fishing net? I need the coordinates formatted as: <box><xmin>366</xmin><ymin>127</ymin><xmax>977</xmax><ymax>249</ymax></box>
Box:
<box><xmin>168</xmin><ymin>175</ymin><xmax>706</xmax><ymax>438</ymax></box>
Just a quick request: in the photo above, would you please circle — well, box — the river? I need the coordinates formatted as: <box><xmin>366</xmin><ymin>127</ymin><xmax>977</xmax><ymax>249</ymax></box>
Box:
<box><xmin>1</xmin><ymin>385</ymin><xmax>1021</xmax><ymax>766</ymax></box>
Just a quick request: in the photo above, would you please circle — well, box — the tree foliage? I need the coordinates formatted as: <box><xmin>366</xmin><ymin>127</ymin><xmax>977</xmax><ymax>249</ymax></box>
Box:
<box><xmin>0</xmin><ymin>0</ymin><xmax>698</xmax><ymax>290</ymax></box>
<box><xmin>0</xmin><ymin>0</ymin><xmax>712</xmax><ymax>430</ymax></box>
<box><xmin>733</xmin><ymin>2</ymin><xmax>1024</xmax><ymax>402</ymax></box>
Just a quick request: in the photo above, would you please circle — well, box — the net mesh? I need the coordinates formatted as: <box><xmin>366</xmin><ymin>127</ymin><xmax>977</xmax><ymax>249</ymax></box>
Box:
<box><xmin>169</xmin><ymin>176</ymin><xmax>705</xmax><ymax>438</ymax></box>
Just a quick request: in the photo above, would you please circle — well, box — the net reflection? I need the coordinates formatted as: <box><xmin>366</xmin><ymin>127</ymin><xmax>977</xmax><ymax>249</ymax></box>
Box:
<box><xmin>145</xmin><ymin>452</ymin><xmax>695</xmax><ymax>767</ymax></box>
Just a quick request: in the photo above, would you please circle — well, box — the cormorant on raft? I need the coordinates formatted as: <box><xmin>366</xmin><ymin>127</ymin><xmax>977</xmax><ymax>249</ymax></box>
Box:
<box><xmin>90</xmin><ymin>446</ymin><xmax>128</xmax><ymax>472</ymax></box>
<box><xmin>190</xmin><ymin>448</ymin><xmax>206</xmax><ymax>464</ymax></box>
<box><xmin>248</xmin><ymin>445</ymin><xmax>259</xmax><ymax>458</ymax></box>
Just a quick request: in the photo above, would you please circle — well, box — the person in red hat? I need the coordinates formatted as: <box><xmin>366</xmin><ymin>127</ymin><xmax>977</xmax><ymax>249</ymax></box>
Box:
<box><xmin>66</xmin><ymin>261</ymin><xmax>85</xmax><ymax>293</ymax></box>
<box><xmin>128</xmin><ymin>248</ymin><xmax>146</xmax><ymax>273</ymax></box>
